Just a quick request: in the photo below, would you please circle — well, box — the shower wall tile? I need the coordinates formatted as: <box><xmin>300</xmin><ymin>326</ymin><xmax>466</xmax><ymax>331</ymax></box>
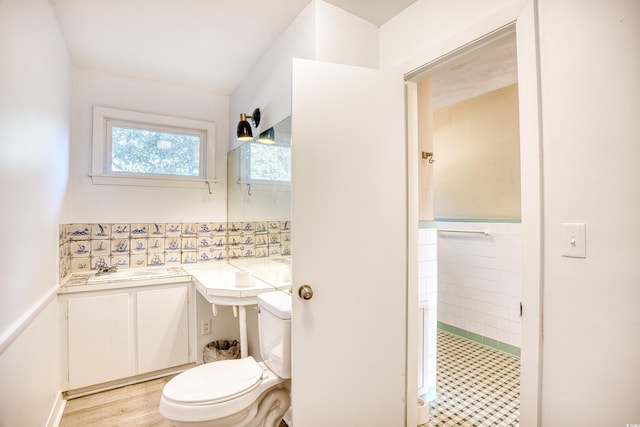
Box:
<box><xmin>437</xmin><ymin>221</ymin><xmax>522</xmax><ymax>350</ymax></box>
<box><xmin>418</xmin><ymin>226</ymin><xmax>438</xmax><ymax>397</ymax></box>
<box><xmin>59</xmin><ymin>221</ymin><xmax>292</xmax><ymax>278</ymax></box>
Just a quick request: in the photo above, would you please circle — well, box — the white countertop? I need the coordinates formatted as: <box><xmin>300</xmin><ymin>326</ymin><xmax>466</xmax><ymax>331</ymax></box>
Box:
<box><xmin>184</xmin><ymin>262</ymin><xmax>290</xmax><ymax>305</ymax></box>
<box><xmin>59</xmin><ymin>260</ymin><xmax>291</xmax><ymax>302</ymax></box>
<box><xmin>58</xmin><ymin>266</ymin><xmax>191</xmax><ymax>294</ymax></box>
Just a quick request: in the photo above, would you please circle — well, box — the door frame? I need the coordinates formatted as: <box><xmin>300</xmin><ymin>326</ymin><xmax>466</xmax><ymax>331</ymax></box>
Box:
<box><xmin>401</xmin><ymin>2</ymin><xmax>543</xmax><ymax>425</ymax></box>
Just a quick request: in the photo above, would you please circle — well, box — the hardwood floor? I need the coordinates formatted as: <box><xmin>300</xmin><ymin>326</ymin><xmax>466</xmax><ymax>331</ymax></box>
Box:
<box><xmin>59</xmin><ymin>375</ymin><xmax>289</xmax><ymax>427</ymax></box>
<box><xmin>60</xmin><ymin>376</ymin><xmax>175</xmax><ymax>426</ymax></box>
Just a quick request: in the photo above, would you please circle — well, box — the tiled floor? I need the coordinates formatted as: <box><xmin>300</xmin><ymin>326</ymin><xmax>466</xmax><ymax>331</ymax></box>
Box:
<box><xmin>424</xmin><ymin>330</ymin><xmax>520</xmax><ymax>427</ymax></box>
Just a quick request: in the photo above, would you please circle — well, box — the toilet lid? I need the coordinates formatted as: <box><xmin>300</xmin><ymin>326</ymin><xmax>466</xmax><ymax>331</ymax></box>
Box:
<box><xmin>163</xmin><ymin>357</ymin><xmax>263</xmax><ymax>404</ymax></box>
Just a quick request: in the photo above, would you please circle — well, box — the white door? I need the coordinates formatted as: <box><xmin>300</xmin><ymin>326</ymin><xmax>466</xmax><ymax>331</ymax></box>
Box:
<box><xmin>291</xmin><ymin>59</ymin><xmax>407</xmax><ymax>427</ymax></box>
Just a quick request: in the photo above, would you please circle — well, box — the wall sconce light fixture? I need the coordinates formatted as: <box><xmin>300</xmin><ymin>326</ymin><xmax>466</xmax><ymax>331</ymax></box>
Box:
<box><xmin>257</xmin><ymin>127</ymin><xmax>275</xmax><ymax>144</ymax></box>
<box><xmin>237</xmin><ymin>108</ymin><xmax>261</xmax><ymax>141</ymax></box>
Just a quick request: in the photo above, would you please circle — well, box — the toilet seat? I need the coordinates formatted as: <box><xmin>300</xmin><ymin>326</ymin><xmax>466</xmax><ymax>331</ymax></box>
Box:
<box><xmin>163</xmin><ymin>357</ymin><xmax>263</xmax><ymax>405</ymax></box>
<box><xmin>160</xmin><ymin>357</ymin><xmax>288</xmax><ymax>424</ymax></box>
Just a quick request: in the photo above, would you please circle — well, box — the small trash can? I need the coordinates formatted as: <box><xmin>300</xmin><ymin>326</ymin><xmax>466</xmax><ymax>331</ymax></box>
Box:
<box><xmin>203</xmin><ymin>339</ymin><xmax>240</xmax><ymax>363</ymax></box>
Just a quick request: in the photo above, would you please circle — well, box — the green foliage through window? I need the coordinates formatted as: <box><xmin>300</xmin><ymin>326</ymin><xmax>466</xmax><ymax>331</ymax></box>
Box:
<box><xmin>248</xmin><ymin>142</ymin><xmax>291</xmax><ymax>183</ymax></box>
<box><xmin>109</xmin><ymin>125</ymin><xmax>202</xmax><ymax>177</ymax></box>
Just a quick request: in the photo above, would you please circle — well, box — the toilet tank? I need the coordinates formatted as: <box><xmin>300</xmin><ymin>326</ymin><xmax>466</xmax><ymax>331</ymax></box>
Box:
<box><xmin>257</xmin><ymin>291</ymin><xmax>292</xmax><ymax>379</ymax></box>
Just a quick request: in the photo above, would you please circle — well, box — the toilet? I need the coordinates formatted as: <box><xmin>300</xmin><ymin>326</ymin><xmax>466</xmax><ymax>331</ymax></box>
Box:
<box><xmin>160</xmin><ymin>291</ymin><xmax>292</xmax><ymax>427</ymax></box>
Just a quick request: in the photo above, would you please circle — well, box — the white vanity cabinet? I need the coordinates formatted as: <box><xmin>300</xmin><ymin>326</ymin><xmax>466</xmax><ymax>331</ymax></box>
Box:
<box><xmin>60</xmin><ymin>281</ymin><xmax>195</xmax><ymax>391</ymax></box>
<box><xmin>136</xmin><ymin>286</ymin><xmax>190</xmax><ymax>374</ymax></box>
<box><xmin>66</xmin><ymin>292</ymin><xmax>132</xmax><ymax>389</ymax></box>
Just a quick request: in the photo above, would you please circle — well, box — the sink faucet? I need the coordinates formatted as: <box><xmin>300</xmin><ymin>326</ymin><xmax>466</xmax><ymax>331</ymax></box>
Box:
<box><xmin>95</xmin><ymin>265</ymin><xmax>118</xmax><ymax>276</ymax></box>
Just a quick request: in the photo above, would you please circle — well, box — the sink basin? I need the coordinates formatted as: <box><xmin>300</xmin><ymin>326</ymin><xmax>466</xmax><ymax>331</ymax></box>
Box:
<box><xmin>88</xmin><ymin>268</ymin><xmax>169</xmax><ymax>283</ymax></box>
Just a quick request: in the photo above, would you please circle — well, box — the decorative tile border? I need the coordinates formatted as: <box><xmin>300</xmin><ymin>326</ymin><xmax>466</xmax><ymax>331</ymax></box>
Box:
<box><xmin>435</xmin><ymin>217</ymin><xmax>522</xmax><ymax>223</ymax></box>
<box><xmin>418</xmin><ymin>220</ymin><xmax>437</xmax><ymax>229</ymax></box>
<box><xmin>438</xmin><ymin>321</ymin><xmax>521</xmax><ymax>357</ymax></box>
<box><xmin>59</xmin><ymin>221</ymin><xmax>291</xmax><ymax>279</ymax></box>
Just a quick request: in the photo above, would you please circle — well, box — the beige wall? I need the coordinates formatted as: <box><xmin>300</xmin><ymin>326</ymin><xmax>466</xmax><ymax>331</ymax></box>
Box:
<box><xmin>432</xmin><ymin>84</ymin><xmax>521</xmax><ymax>218</ymax></box>
<box><xmin>417</xmin><ymin>79</ymin><xmax>435</xmax><ymax>221</ymax></box>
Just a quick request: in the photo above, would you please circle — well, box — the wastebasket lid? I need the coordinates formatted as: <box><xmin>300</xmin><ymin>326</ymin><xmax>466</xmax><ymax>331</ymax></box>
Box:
<box><xmin>163</xmin><ymin>357</ymin><xmax>262</xmax><ymax>404</ymax></box>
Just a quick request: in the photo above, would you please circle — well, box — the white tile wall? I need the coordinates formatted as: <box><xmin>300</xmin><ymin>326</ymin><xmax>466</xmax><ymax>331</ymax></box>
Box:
<box><xmin>418</xmin><ymin>227</ymin><xmax>437</xmax><ymax>398</ymax></box>
<box><xmin>437</xmin><ymin>222</ymin><xmax>522</xmax><ymax>348</ymax></box>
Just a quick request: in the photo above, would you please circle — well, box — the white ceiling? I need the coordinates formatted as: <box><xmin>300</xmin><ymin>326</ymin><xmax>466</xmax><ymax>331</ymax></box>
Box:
<box><xmin>431</xmin><ymin>38</ymin><xmax>518</xmax><ymax>109</ymax></box>
<box><xmin>52</xmin><ymin>0</ymin><xmax>416</xmax><ymax>95</ymax></box>
<box><xmin>324</xmin><ymin>0</ymin><xmax>417</xmax><ymax>26</ymax></box>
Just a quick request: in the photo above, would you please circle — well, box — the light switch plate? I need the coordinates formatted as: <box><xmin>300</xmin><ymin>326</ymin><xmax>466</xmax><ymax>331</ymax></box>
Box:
<box><xmin>561</xmin><ymin>223</ymin><xmax>586</xmax><ymax>258</ymax></box>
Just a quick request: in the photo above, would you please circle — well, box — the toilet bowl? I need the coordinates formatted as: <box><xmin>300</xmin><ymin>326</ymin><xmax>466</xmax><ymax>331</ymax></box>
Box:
<box><xmin>160</xmin><ymin>357</ymin><xmax>289</xmax><ymax>427</ymax></box>
<box><xmin>160</xmin><ymin>291</ymin><xmax>292</xmax><ymax>427</ymax></box>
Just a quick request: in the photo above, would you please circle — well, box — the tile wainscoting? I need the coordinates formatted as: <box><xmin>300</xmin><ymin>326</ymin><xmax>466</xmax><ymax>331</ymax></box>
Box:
<box><xmin>418</xmin><ymin>223</ymin><xmax>438</xmax><ymax>399</ymax></box>
<box><xmin>59</xmin><ymin>221</ymin><xmax>291</xmax><ymax>280</ymax></box>
<box><xmin>437</xmin><ymin>220</ymin><xmax>522</xmax><ymax>354</ymax></box>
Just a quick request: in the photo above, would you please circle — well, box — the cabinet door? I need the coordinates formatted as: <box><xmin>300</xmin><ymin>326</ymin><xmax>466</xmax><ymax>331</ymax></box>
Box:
<box><xmin>136</xmin><ymin>286</ymin><xmax>189</xmax><ymax>374</ymax></box>
<box><xmin>68</xmin><ymin>293</ymin><xmax>132</xmax><ymax>389</ymax></box>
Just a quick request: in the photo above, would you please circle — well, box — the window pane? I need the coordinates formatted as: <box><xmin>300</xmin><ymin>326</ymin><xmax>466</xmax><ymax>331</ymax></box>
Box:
<box><xmin>110</xmin><ymin>126</ymin><xmax>201</xmax><ymax>177</ymax></box>
<box><xmin>249</xmin><ymin>143</ymin><xmax>291</xmax><ymax>182</ymax></box>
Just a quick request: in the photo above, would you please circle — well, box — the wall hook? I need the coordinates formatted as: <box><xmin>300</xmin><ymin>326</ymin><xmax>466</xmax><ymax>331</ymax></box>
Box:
<box><xmin>421</xmin><ymin>151</ymin><xmax>435</xmax><ymax>163</ymax></box>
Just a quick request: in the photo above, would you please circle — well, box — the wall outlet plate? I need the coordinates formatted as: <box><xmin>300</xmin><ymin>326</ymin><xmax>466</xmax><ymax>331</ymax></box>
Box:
<box><xmin>201</xmin><ymin>318</ymin><xmax>212</xmax><ymax>335</ymax></box>
<box><xmin>561</xmin><ymin>223</ymin><xmax>586</xmax><ymax>258</ymax></box>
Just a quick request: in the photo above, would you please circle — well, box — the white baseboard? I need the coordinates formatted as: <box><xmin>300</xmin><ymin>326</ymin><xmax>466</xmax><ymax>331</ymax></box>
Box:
<box><xmin>46</xmin><ymin>391</ymin><xmax>66</xmax><ymax>427</ymax></box>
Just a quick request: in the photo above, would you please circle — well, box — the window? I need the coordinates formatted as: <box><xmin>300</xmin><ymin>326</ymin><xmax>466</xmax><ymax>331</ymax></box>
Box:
<box><xmin>241</xmin><ymin>141</ymin><xmax>291</xmax><ymax>185</ymax></box>
<box><xmin>91</xmin><ymin>107</ymin><xmax>215</xmax><ymax>188</ymax></box>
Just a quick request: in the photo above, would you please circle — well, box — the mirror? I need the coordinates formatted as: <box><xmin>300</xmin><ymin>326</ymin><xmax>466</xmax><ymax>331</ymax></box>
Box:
<box><xmin>226</xmin><ymin>116</ymin><xmax>292</xmax><ymax>287</ymax></box>
<box><xmin>227</xmin><ymin>116</ymin><xmax>291</xmax><ymax>222</ymax></box>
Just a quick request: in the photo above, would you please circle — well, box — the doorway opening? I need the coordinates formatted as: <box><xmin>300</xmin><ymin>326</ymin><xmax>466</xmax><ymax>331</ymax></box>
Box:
<box><xmin>410</xmin><ymin>27</ymin><xmax>523</xmax><ymax>425</ymax></box>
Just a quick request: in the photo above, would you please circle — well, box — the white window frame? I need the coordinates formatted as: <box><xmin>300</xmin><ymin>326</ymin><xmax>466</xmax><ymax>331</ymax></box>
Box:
<box><xmin>91</xmin><ymin>106</ymin><xmax>216</xmax><ymax>189</ymax></box>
